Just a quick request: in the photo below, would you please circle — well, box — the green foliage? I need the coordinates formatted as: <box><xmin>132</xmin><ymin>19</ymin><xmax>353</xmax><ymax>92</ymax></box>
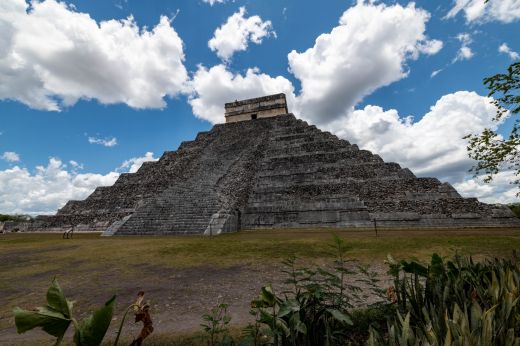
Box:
<box><xmin>14</xmin><ymin>278</ymin><xmax>74</xmax><ymax>345</ymax></box>
<box><xmin>346</xmin><ymin>303</ymin><xmax>396</xmax><ymax>345</ymax></box>
<box><xmin>13</xmin><ymin>278</ymin><xmax>115</xmax><ymax>346</ymax></box>
<box><xmin>466</xmin><ymin>61</ymin><xmax>520</xmax><ymax>190</ymax></box>
<box><xmin>239</xmin><ymin>308</ymin><xmax>265</xmax><ymax>346</ymax></box>
<box><xmin>509</xmin><ymin>204</ymin><xmax>520</xmax><ymax>217</ymax></box>
<box><xmin>0</xmin><ymin>214</ymin><xmax>32</xmax><ymax>222</ymax></box>
<box><xmin>73</xmin><ymin>296</ymin><xmax>115</xmax><ymax>346</ymax></box>
<box><xmin>248</xmin><ymin>235</ymin><xmax>383</xmax><ymax>346</ymax></box>
<box><xmin>370</xmin><ymin>253</ymin><xmax>520</xmax><ymax>345</ymax></box>
<box><xmin>201</xmin><ymin>301</ymin><xmax>232</xmax><ymax>346</ymax></box>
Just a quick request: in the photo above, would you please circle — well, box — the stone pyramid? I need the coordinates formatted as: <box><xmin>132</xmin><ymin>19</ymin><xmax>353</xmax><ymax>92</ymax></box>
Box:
<box><xmin>33</xmin><ymin>94</ymin><xmax>519</xmax><ymax>235</ymax></box>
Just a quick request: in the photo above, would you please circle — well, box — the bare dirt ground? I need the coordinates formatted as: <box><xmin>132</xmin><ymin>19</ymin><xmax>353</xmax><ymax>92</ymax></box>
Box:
<box><xmin>0</xmin><ymin>259</ymin><xmax>389</xmax><ymax>345</ymax></box>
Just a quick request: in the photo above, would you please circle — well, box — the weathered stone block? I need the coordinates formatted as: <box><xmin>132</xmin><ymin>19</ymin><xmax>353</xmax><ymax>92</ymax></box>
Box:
<box><xmin>371</xmin><ymin>212</ymin><xmax>421</xmax><ymax>221</ymax></box>
<box><xmin>451</xmin><ymin>213</ymin><xmax>482</xmax><ymax>219</ymax></box>
<box><xmin>298</xmin><ymin>211</ymin><xmax>339</xmax><ymax>224</ymax></box>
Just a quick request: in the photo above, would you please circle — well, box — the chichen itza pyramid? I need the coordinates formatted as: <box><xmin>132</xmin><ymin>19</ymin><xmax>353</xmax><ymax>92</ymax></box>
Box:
<box><xmin>32</xmin><ymin>93</ymin><xmax>519</xmax><ymax>235</ymax></box>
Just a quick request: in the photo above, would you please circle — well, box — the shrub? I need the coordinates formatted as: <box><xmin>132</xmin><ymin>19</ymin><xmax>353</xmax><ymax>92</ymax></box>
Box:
<box><xmin>509</xmin><ymin>204</ymin><xmax>520</xmax><ymax>217</ymax></box>
<box><xmin>201</xmin><ymin>300</ymin><xmax>233</xmax><ymax>346</ymax></box>
<box><xmin>249</xmin><ymin>235</ymin><xmax>383</xmax><ymax>346</ymax></box>
<box><xmin>346</xmin><ymin>303</ymin><xmax>395</xmax><ymax>345</ymax></box>
<box><xmin>0</xmin><ymin>214</ymin><xmax>32</xmax><ymax>222</ymax></box>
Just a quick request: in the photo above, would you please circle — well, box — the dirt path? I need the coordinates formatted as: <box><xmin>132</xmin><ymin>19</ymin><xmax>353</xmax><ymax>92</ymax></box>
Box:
<box><xmin>0</xmin><ymin>261</ymin><xmax>390</xmax><ymax>345</ymax></box>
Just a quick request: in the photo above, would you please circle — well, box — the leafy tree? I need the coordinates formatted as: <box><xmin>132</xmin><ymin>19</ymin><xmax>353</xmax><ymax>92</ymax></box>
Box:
<box><xmin>0</xmin><ymin>214</ymin><xmax>32</xmax><ymax>222</ymax></box>
<box><xmin>465</xmin><ymin>62</ymin><xmax>520</xmax><ymax>191</ymax></box>
<box><xmin>509</xmin><ymin>203</ymin><xmax>520</xmax><ymax>217</ymax></box>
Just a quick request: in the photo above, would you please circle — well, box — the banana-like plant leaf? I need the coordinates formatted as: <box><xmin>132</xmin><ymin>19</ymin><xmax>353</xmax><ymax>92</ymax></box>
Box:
<box><xmin>14</xmin><ymin>278</ymin><xmax>74</xmax><ymax>343</ymax></box>
<box><xmin>14</xmin><ymin>306</ymin><xmax>71</xmax><ymax>340</ymax></box>
<box><xmin>73</xmin><ymin>295</ymin><xmax>115</xmax><ymax>346</ymax></box>
<box><xmin>46</xmin><ymin>278</ymin><xmax>73</xmax><ymax>319</ymax></box>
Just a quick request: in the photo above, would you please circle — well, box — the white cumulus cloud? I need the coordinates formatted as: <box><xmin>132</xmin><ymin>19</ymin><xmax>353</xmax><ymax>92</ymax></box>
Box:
<box><xmin>68</xmin><ymin>160</ymin><xmax>84</xmax><ymax>171</ymax></box>
<box><xmin>288</xmin><ymin>1</ymin><xmax>442</xmax><ymax>125</ymax></box>
<box><xmin>0</xmin><ymin>158</ymin><xmax>119</xmax><ymax>214</ymax></box>
<box><xmin>499</xmin><ymin>43</ymin><xmax>520</xmax><ymax>60</ymax></box>
<box><xmin>118</xmin><ymin>151</ymin><xmax>158</xmax><ymax>173</ymax></box>
<box><xmin>454</xmin><ymin>170</ymin><xmax>519</xmax><ymax>204</ymax></box>
<box><xmin>0</xmin><ymin>0</ymin><xmax>188</xmax><ymax>111</ymax></box>
<box><xmin>0</xmin><ymin>151</ymin><xmax>159</xmax><ymax>214</ymax></box>
<box><xmin>456</xmin><ymin>46</ymin><xmax>474</xmax><ymax>61</ymax></box>
<box><xmin>446</xmin><ymin>0</ymin><xmax>520</xmax><ymax>23</ymax></box>
<box><xmin>190</xmin><ymin>1</ymin><xmax>442</xmax><ymax>126</ymax></box>
<box><xmin>208</xmin><ymin>7</ymin><xmax>275</xmax><ymax>61</ymax></box>
<box><xmin>2</xmin><ymin>151</ymin><xmax>20</xmax><ymax>162</ymax></box>
<box><xmin>88</xmin><ymin>136</ymin><xmax>118</xmax><ymax>147</ymax></box>
<box><xmin>187</xmin><ymin>64</ymin><xmax>295</xmax><ymax>124</ymax></box>
<box><xmin>454</xmin><ymin>33</ymin><xmax>474</xmax><ymax>62</ymax></box>
<box><xmin>202</xmin><ymin>0</ymin><xmax>226</xmax><ymax>6</ymax></box>
<box><xmin>418</xmin><ymin>39</ymin><xmax>444</xmax><ymax>55</ymax></box>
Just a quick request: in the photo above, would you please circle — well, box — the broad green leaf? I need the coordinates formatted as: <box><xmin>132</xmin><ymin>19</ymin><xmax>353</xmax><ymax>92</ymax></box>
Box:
<box><xmin>278</xmin><ymin>298</ymin><xmax>300</xmax><ymax>318</ymax></box>
<box><xmin>46</xmin><ymin>278</ymin><xmax>72</xmax><ymax>318</ymax></box>
<box><xmin>326</xmin><ymin>309</ymin><xmax>352</xmax><ymax>325</ymax></box>
<box><xmin>401</xmin><ymin>312</ymin><xmax>411</xmax><ymax>342</ymax></box>
<box><xmin>14</xmin><ymin>306</ymin><xmax>71</xmax><ymax>339</ymax></box>
<box><xmin>73</xmin><ymin>295</ymin><xmax>115</xmax><ymax>346</ymax></box>
<box><xmin>275</xmin><ymin>318</ymin><xmax>290</xmax><ymax>336</ymax></box>
<box><xmin>430</xmin><ymin>253</ymin><xmax>444</xmax><ymax>278</ymax></box>
<box><xmin>401</xmin><ymin>260</ymin><xmax>428</xmax><ymax>277</ymax></box>
<box><xmin>367</xmin><ymin>326</ymin><xmax>380</xmax><ymax>346</ymax></box>
<box><xmin>259</xmin><ymin>285</ymin><xmax>276</xmax><ymax>306</ymax></box>
<box><xmin>258</xmin><ymin>308</ymin><xmax>276</xmax><ymax>326</ymax></box>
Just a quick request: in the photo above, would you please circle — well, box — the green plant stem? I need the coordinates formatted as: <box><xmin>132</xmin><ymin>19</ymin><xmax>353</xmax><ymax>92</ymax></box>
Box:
<box><xmin>113</xmin><ymin>304</ymin><xmax>138</xmax><ymax>346</ymax></box>
<box><xmin>272</xmin><ymin>303</ymin><xmax>278</xmax><ymax>346</ymax></box>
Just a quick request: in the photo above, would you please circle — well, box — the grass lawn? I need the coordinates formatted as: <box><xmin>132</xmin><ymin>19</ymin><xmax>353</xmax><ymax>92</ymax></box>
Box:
<box><xmin>1</xmin><ymin>227</ymin><xmax>520</xmax><ymax>345</ymax></box>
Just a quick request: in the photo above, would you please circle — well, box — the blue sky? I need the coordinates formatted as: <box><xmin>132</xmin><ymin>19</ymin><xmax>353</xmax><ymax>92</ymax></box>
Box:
<box><xmin>0</xmin><ymin>0</ymin><xmax>519</xmax><ymax>214</ymax></box>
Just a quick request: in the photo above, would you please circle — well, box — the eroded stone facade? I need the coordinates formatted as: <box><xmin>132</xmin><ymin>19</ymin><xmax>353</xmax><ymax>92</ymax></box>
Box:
<box><xmin>30</xmin><ymin>110</ymin><xmax>519</xmax><ymax>235</ymax></box>
<box><xmin>225</xmin><ymin>93</ymin><xmax>288</xmax><ymax>123</ymax></box>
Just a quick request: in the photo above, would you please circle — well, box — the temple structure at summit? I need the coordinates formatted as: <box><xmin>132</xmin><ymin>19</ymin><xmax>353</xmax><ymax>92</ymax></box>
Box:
<box><xmin>32</xmin><ymin>93</ymin><xmax>520</xmax><ymax>235</ymax></box>
<box><xmin>225</xmin><ymin>93</ymin><xmax>289</xmax><ymax>123</ymax></box>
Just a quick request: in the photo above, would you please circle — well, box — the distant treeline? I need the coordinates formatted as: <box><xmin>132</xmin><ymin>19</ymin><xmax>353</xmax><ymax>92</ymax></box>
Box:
<box><xmin>0</xmin><ymin>214</ymin><xmax>33</xmax><ymax>222</ymax></box>
<box><xmin>509</xmin><ymin>204</ymin><xmax>520</xmax><ymax>217</ymax></box>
